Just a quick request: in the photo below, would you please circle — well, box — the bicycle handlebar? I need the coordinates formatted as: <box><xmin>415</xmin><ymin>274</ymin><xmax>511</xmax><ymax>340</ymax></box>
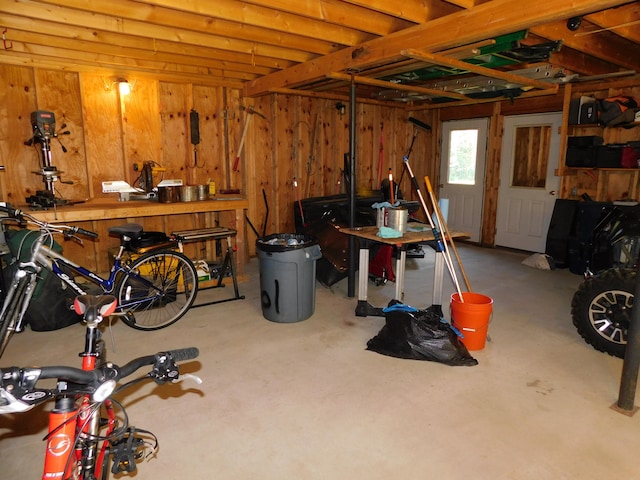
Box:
<box><xmin>0</xmin><ymin>347</ymin><xmax>199</xmax><ymax>413</ymax></box>
<box><xmin>0</xmin><ymin>203</ymin><xmax>98</xmax><ymax>239</ymax></box>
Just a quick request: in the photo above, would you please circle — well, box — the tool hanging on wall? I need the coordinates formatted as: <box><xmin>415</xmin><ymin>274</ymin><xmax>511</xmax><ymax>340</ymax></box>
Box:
<box><xmin>395</xmin><ymin>117</ymin><xmax>428</xmax><ymax>197</ymax></box>
<box><xmin>233</xmin><ymin>106</ymin><xmax>266</xmax><ymax>172</ymax></box>
<box><xmin>376</xmin><ymin>122</ymin><xmax>384</xmax><ymax>189</ymax></box>
<box><xmin>293</xmin><ymin>177</ymin><xmax>305</xmax><ymax>227</ymax></box>
<box><xmin>388</xmin><ymin>168</ymin><xmax>394</xmax><ymax>205</ymax></box>
<box><xmin>189</xmin><ymin>109</ymin><xmax>201</xmax><ymax>168</ymax></box>
<box><xmin>425</xmin><ymin>176</ymin><xmax>472</xmax><ymax>292</ymax></box>
<box><xmin>304</xmin><ymin>113</ymin><xmax>320</xmax><ymax>198</ymax></box>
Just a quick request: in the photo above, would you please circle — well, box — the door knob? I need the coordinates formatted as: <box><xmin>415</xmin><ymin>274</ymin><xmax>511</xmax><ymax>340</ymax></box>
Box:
<box><xmin>549</xmin><ymin>190</ymin><xmax>556</xmax><ymax>196</ymax></box>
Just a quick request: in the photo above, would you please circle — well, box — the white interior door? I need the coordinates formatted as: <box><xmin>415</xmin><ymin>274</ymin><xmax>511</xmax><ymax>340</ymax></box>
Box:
<box><xmin>495</xmin><ymin>113</ymin><xmax>562</xmax><ymax>252</ymax></box>
<box><xmin>439</xmin><ymin>118</ymin><xmax>489</xmax><ymax>243</ymax></box>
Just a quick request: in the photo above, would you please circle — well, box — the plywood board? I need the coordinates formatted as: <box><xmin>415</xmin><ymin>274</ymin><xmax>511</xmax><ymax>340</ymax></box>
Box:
<box><xmin>0</xmin><ymin>64</ymin><xmax>36</xmax><ymax>204</ymax></box>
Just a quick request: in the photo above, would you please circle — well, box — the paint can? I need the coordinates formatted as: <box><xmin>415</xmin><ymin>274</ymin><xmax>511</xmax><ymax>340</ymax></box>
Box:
<box><xmin>385</xmin><ymin>207</ymin><xmax>409</xmax><ymax>233</ymax></box>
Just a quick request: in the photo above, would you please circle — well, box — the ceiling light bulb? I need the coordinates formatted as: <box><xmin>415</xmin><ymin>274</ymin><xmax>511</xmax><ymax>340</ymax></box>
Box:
<box><xmin>118</xmin><ymin>80</ymin><xmax>131</xmax><ymax>96</ymax></box>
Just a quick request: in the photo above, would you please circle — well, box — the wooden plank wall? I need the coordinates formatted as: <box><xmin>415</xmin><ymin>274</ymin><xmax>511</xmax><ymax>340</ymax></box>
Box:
<box><xmin>245</xmin><ymin>93</ymin><xmax>437</xmax><ymax>247</ymax></box>
<box><xmin>0</xmin><ymin>63</ymin><xmax>439</xmax><ymax>270</ymax></box>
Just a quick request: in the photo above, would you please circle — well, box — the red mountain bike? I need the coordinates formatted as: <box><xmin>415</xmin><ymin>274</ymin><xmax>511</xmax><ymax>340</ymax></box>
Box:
<box><xmin>0</xmin><ymin>294</ymin><xmax>200</xmax><ymax>479</ymax></box>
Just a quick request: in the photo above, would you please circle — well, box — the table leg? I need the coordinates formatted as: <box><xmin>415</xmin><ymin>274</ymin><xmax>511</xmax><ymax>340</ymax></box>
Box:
<box><xmin>395</xmin><ymin>248</ymin><xmax>406</xmax><ymax>301</ymax></box>
<box><xmin>355</xmin><ymin>244</ymin><xmax>384</xmax><ymax>317</ymax></box>
<box><xmin>433</xmin><ymin>251</ymin><xmax>444</xmax><ymax>312</ymax></box>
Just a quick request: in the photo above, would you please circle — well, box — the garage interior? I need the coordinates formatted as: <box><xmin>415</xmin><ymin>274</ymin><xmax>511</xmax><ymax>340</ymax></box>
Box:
<box><xmin>1</xmin><ymin>1</ymin><xmax>640</xmax><ymax>478</ymax></box>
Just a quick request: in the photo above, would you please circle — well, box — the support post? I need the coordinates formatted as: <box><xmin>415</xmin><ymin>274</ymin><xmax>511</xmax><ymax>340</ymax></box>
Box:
<box><xmin>347</xmin><ymin>82</ymin><xmax>357</xmax><ymax>298</ymax></box>
<box><xmin>612</xmin><ymin>269</ymin><xmax>640</xmax><ymax>415</ymax></box>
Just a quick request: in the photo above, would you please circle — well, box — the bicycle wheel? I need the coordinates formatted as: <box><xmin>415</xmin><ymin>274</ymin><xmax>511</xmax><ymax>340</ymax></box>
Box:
<box><xmin>116</xmin><ymin>250</ymin><xmax>198</xmax><ymax>330</ymax></box>
<box><xmin>0</xmin><ymin>272</ymin><xmax>32</xmax><ymax>358</ymax></box>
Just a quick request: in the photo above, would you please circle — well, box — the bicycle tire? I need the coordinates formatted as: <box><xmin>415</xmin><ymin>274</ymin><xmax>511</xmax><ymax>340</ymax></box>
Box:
<box><xmin>0</xmin><ymin>273</ymin><xmax>32</xmax><ymax>358</ymax></box>
<box><xmin>116</xmin><ymin>250</ymin><xmax>198</xmax><ymax>331</ymax></box>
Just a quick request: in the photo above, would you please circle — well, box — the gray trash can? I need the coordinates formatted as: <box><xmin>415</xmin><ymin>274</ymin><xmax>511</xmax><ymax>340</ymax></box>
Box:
<box><xmin>256</xmin><ymin>233</ymin><xmax>322</xmax><ymax>323</ymax></box>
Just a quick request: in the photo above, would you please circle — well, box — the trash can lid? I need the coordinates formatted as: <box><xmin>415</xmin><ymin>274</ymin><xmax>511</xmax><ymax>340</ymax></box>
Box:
<box><xmin>256</xmin><ymin>233</ymin><xmax>318</xmax><ymax>252</ymax></box>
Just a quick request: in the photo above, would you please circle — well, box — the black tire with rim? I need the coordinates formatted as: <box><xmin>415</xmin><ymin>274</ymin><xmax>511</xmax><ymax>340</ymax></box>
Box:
<box><xmin>571</xmin><ymin>267</ymin><xmax>636</xmax><ymax>358</ymax></box>
<box><xmin>116</xmin><ymin>250</ymin><xmax>198</xmax><ymax>331</ymax></box>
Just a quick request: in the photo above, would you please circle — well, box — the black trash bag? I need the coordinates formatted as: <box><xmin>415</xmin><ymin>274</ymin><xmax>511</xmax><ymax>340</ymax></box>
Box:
<box><xmin>366</xmin><ymin>301</ymin><xmax>478</xmax><ymax>366</ymax></box>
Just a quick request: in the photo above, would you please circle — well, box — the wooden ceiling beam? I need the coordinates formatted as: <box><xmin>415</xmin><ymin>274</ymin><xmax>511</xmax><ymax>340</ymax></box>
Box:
<box><xmin>328</xmin><ymin>72</ymin><xmax>469</xmax><ymax>99</ymax></box>
<box><xmin>34</xmin><ymin>0</ymin><xmax>343</xmax><ymax>54</ymax></box>
<box><xmin>0</xmin><ymin>13</ymin><xmax>294</xmax><ymax>71</ymax></box>
<box><xmin>530</xmin><ymin>20</ymin><xmax>640</xmax><ymax>71</ymax></box>
<box><xmin>0</xmin><ymin>51</ymin><xmax>246</xmax><ymax>88</ymax></box>
<box><xmin>229</xmin><ymin>0</ymin><xmax>414</xmax><ymax>35</ymax></box>
<box><xmin>412</xmin><ymin>87</ymin><xmax>561</xmax><ymax>110</ymax></box>
<box><xmin>7</xmin><ymin>41</ymin><xmax>259</xmax><ymax>81</ymax></box>
<box><xmin>10</xmin><ymin>0</ymin><xmax>315</xmax><ymax>63</ymax></box>
<box><xmin>306</xmin><ymin>0</ymin><xmax>461</xmax><ymax>23</ymax></box>
<box><xmin>245</xmin><ymin>0</ymin><xmax>631</xmax><ymax>96</ymax></box>
<box><xmin>585</xmin><ymin>2</ymin><xmax>640</xmax><ymax>43</ymax></box>
<box><xmin>5</xmin><ymin>29</ymin><xmax>273</xmax><ymax>78</ymax></box>
<box><xmin>402</xmin><ymin>50</ymin><xmax>559</xmax><ymax>92</ymax></box>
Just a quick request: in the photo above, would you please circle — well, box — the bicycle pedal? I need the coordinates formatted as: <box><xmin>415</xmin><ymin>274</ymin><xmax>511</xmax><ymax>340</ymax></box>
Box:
<box><xmin>125</xmin><ymin>311</ymin><xmax>136</xmax><ymax>324</ymax></box>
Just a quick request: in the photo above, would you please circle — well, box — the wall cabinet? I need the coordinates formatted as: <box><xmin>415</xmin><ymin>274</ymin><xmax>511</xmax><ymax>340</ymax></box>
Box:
<box><xmin>557</xmin><ymin>79</ymin><xmax>640</xmax><ymax>202</ymax></box>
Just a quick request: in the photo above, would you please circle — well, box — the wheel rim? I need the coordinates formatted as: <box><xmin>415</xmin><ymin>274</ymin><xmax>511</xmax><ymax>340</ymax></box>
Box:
<box><xmin>588</xmin><ymin>289</ymin><xmax>633</xmax><ymax>345</ymax></box>
<box><xmin>119</xmin><ymin>252</ymin><xmax>197</xmax><ymax>330</ymax></box>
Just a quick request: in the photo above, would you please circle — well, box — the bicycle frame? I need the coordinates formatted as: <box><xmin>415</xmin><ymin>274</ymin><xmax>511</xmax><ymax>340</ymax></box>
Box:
<box><xmin>31</xmin><ymin>234</ymin><xmax>170</xmax><ymax>316</ymax></box>
<box><xmin>43</xmin><ymin>296</ymin><xmax>116</xmax><ymax>480</ymax></box>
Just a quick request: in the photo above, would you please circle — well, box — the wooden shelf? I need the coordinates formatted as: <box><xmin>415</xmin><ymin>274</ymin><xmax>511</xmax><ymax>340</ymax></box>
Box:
<box><xmin>557</xmin><ymin>82</ymin><xmax>640</xmax><ymax>202</ymax></box>
<box><xmin>27</xmin><ymin>198</ymin><xmax>248</xmax><ymax>223</ymax></box>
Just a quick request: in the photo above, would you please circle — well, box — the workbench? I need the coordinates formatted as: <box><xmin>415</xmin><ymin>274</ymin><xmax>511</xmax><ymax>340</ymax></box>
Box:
<box><xmin>340</xmin><ymin>224</ymin><xmax>469</xmax><ymax>317</ymax></box>
<box><xmin>27</xmin><ymin>197</ymin><xmax>249</xmax><ymax>274</ymax></box>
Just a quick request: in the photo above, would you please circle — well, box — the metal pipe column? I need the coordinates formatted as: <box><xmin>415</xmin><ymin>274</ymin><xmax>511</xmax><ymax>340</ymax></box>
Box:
<box><xmin>615</xmin><ymin>269</ymin><xmax>640</xmax><ymax>413</ymax></box>
<box><xmin>347</xmin><ymin>82</ymin><xmax>357</xmax><ymax>297</ymax></box>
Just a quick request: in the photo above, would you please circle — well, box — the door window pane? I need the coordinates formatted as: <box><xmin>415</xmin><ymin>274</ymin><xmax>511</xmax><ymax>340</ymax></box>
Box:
<box><xmin>511</xmin><ymin>125</ymin><xmax>550</xmax><ymax>188</ymax></box>
<box><xmin>448</xmin><ymin>129</ymin><xmax>478</xmax><ymax>185</ymax></box>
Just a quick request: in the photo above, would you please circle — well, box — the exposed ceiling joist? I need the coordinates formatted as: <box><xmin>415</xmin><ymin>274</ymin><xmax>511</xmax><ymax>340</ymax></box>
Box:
<box><xmin>244</xmin><ymin>0</ymin><xmax>631</xmax><ymax>96</ymax></box>
<box><xmin>401</xmin><ymin>50</ymin><xmax>559</xmax><ymax>92</ymax></box>
<box><xmin>327</xmin><ymin>72</ymin><xmax>469</xmax><ymax>100</ymax></box>
<box><xmin>0</xmin><ymin>1</ymin><xmax>637</xmax><ymax>106</ymax></box>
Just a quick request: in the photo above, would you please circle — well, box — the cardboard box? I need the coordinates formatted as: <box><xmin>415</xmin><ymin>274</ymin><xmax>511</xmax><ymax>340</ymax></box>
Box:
<box><xmin>194</xmin><ymin>259</ymin><xmax>210</xmax><ymax>282</ymax></box>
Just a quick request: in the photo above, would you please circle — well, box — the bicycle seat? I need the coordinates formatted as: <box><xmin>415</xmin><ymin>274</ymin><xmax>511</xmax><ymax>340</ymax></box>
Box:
<box><xmin>109</xmin><ymin>223</ymin><xmax>144</xmax><ymax>241</ymax></box>
<box><xmin>74</xmin><ymin>294</ymin><xmax>118</xmax><ymax>322</ymax></box>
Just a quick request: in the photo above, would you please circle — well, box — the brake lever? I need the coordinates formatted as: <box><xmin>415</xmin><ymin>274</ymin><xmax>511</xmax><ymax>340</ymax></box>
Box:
<box><xmin>63</xmin><ymin>232</ymin><xmax>84</xmax><ymax>245</ymax></box>
<box><xmin>150</xmin><ymin>353</ymin><xmax>202</xmax><ymax>385</ymax></box>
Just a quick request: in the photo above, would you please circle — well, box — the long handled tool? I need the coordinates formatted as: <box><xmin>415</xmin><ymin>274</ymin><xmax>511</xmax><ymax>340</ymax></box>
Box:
<box><xmin>233</xmin><ymin>106</ymin><xmax>266</xmax><ymax>172</ymax></box>
<box><xmin>425</xmin><ymin>176</ymin><xmax>472</xmax><ymax>292</ymax></box>
<box><xmin>404</xmin><ymin>117</ymin><xmax>464</xmax><ymax>302</ymax></box>
<box><xmin>293</xmin><ymin>177</ymin><xmax>305</xmax><ymax>227</ymax></box>
<box><xmin>232</xmin><ymin>113</ymin><xmax>252</xmax><ymax>172</ymax></box>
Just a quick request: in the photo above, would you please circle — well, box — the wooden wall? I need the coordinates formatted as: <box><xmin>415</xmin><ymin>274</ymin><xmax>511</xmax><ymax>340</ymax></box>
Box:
<box><xmin>0</xmin><ymin>64</ymin><xmax>438</xmax><ymax>268</ymax></box>
<box><xmin>0</xmin><ymin>65</ymin><xmax>243</xmax><ymax>270</ymax></box>
<box><xmin>246</xmin><ymin>93</ymin><xmax>437</xmax><ymax>244</ymax></box>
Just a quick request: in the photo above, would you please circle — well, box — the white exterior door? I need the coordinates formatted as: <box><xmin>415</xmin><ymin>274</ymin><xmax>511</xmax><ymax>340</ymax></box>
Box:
<box><xmin>495</xmin><ymin>113</ymin><xmax>562</xmax><ymax>252</ymax></box>
<box><xmin>439</xmin><ymin>118</ymin><xmax>489</xmax><ymax>243</ymax></box>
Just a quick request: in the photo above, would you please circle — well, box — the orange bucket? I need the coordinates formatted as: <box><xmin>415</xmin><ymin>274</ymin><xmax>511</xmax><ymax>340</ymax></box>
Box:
<box><xmin>450</xmin><ymin>292</ymin><xmax>493</xmax><ymax>351</ymax></box>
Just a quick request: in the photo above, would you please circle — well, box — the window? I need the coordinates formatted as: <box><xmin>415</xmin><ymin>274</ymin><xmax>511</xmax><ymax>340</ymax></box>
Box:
<box><xmin>511</xmin><ymin>125</ymin><xmax>551</xmax><ymax>188</ymax></box>
<box><xmin>447</xmin><ymin>129</ymin><xmax>478</xmax><ymax>185</ymax></box>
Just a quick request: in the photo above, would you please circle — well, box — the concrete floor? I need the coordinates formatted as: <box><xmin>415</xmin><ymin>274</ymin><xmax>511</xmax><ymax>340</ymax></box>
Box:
<box><xmin>0</xmin><ymin>243</ymin><xmax>638</xmax><ymax>479</ymax></box>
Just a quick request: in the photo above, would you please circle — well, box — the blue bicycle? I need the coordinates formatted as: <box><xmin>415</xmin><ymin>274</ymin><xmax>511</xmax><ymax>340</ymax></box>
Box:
<box><xmin>0</xmin><ymin>205</ymin><xmax>198</xmax><ymax>357</ymax></box>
